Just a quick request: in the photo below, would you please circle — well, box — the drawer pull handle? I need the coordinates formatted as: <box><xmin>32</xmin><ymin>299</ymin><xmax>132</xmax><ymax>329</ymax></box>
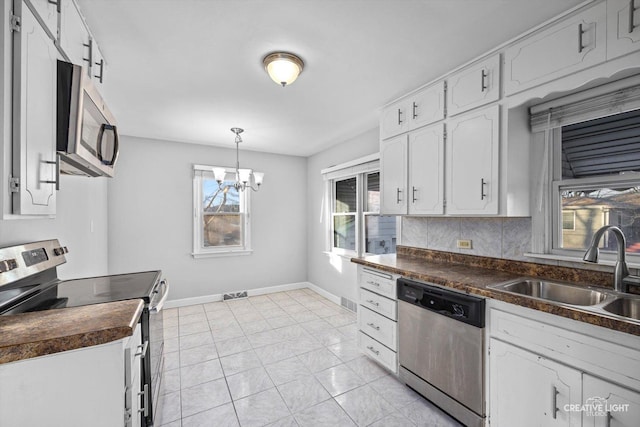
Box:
<box><xmin>366</xmin><ymin>280</ymin><xmax>380</xmax><ymax>287</ymax></box>
<box><xmin>412</xmin><ymin>102</ymin><xmax>418</xmax><ymax>119</ymax></box>
<box><xmin>397</xmin><ymin>108</ymin><xmax>403</xmax><ymax>125</ymax></box>
<box><xmin>396</xmin><ymin>188</ymin><xmax>403</xmax><ymax>204</ymax></box>
<box><xmin>480</xmin><ymin>178</ymin><xmax>487</xmax><ymax>200</ymax></box>
<box><xmin>551</xmin><ymin>385</ymin><xmax>559</xmax><ymax>419</ymax></box>
<box><xmin>366</xmin><ymin>299</ymin><xmax>380</xmax><ymax>307</ymax></box>
<box><xmin>367</xmin><ymin>322</ymin><xmax>380</xmax><ymax>331</ymax></box>
<box><xmin>366</xmin><ymin>345</ymin><xmax>380</xmax><ymax>356</ymax></box>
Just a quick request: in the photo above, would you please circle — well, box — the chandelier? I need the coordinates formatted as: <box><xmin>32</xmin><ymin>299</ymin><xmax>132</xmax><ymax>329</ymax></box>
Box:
<box><xmin>212</xmin><ymin>128</ymin><xmax>263</xmax><ymax>192</ymax></box>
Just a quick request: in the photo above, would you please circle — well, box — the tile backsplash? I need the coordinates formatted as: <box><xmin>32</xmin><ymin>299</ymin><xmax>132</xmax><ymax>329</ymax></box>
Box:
<box><xmin>401</xmin><ymin>217</ymin><xmax>532</xmax><ymax>261</ymax></box>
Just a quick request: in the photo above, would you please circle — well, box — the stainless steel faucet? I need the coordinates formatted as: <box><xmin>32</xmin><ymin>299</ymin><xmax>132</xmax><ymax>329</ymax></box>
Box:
<box><xmin>583</xmin><ymin>225</ymin><xmax>638</xmax><ymax>293</ymax></box>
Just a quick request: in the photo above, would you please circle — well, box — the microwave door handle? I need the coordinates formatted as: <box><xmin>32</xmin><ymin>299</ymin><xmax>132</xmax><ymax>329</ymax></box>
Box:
<box><xmin>96</xmin><ymin>124</ymin><xmax>119</xmax><ymax>166</ymax></box>
<box><xmin>110</xmin><ymin>125</ymin><xmax>120</xmax><ymax>166</ymax></box>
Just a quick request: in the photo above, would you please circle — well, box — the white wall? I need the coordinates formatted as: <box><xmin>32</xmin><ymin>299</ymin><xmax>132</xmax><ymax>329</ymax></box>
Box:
<box><xmin>107</xmin><ymin>136</ymin><xmax>307</xmax><ymax>301</ymax></box>
<box><xmin>306</xmin><ymin>128</ymin><xmax>379</xmax><ymax>302</ymax></box>
<box><xmin>0</xmin><ymin>176</ymin><xmax>109</xmax><ymax>279</ymax></box>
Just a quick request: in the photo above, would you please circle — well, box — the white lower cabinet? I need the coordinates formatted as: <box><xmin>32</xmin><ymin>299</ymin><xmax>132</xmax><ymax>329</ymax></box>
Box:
<box><xmin>582</xmin><ymin>375</ymin><xmax>640</xmax><ymax>427</ymax></box>
<box><xmin>490</xmin><ymin>338</ymin><xmax>582</xmax><ymax>427</ymax></box>
<box><xmin>357</xmin><ymin>265</ymin><xmax>398</xmax><ymax>373</ymax></box>
<box><xmin>488</xmin><ymin>301</ymin><xmax>640</xmax><ymax>427</ymax></box>
<box><xmin>0</xmin><ymin>324</ymin><xmax>142</xmax><ymax>427</ymax></box>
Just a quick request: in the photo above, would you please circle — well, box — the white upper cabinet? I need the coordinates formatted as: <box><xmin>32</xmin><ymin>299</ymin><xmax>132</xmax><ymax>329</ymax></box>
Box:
<box><xmin>59</xmin><ymin>0</ymin><xmax>91</xmax><ymax>72</ymax></box>
<box><xmin>380</xmin><ymin>82</ymin><xmax>445</xmax><ymax>140</ymax></box>
<box><xmin>25</xmin><ymin>0</ymin><xmax>58</xmax><ymax>39</ymax></box>
<box><xmin>380</xmin><ymin>124</ymin><xmax>445</xmax><ymax>215</ymax></box>
<box><xmin>607</xmin><ymin>0</ymin><xmax>640</xmax><ymax>60</ymax></box>
<box><xmin>12</xmin><ymin>1</ymin><xmax>58</xmax><ymax>215</ymax></box>
<box><xmin>447</xmin><ymin>54</ymin><xmax>500</xmax><ymax>117</ymax></box>
<box><xmin>408</xmin><ymin>124</ymin><xmax>444</xmax><ymax>215</ymax></box>
<box><xmin>380</xmin><ymin>135</ymin><xmax>408</xmax><ymax>215</ymax></box>
<box><xmin>380</xmin><ymin>100</ymin><xmax>410</xmax><ymax>141</ymax></box>
<box><xmin>446</xmin><ymin>105</ymin><xmax>499</xmax><ymax>215</ymax></box>
<box><xmin>504</xmin><ymin>1</ymin><xmax>607</xmax><ymax>95</ymax></box>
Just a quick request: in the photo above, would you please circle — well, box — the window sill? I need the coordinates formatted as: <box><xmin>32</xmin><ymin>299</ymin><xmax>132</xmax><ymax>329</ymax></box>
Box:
<box><xmin>323</xmin><ymin>251</ymin><xmax>357</xmax><ymax>260</ymax></box>
<box><xmin>192</xmin><ymin>249</ymin><xmax>253</xmax><ymax>259</ymax></box>
<box><xmin>524</xmin><ymin>252</ymin><xmax>640</xmax><ymax>270</ymax></box>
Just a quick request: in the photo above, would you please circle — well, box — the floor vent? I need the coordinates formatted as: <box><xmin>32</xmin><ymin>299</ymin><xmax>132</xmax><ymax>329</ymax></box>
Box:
<box><xmin>223</xmin><ymin>291</ymin><xmax>248</xmax><ymax>301</ymax></box>
<box><xmin>341</xmin><ymin>297</ymin><xmax>357</xmax><ymax>313</ymax></box>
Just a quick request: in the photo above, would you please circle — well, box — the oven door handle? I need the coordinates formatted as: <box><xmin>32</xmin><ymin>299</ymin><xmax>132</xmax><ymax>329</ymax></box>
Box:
<box><xmin>150</xmin><ymin>279</ymin><xmax>169</xmax><ymax>313</ymax></box>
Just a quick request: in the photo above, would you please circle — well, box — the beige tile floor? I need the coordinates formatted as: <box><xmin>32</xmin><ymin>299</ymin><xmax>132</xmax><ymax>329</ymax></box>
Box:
<box><xmin>156</xmin><ymin>288</ymin><xmax>462</xmax><ymax>427</ymax></box>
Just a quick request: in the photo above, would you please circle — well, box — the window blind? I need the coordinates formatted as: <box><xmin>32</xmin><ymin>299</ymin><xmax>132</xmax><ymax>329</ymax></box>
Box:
<box><xmin>530</xmin><ymin>75</ymin><xmax>640</xmax><ymax>133</ymax></box>
<box><xmin>561</xmin><ymin>108</ymin><xmax>640</xmax><ymax>178</ymax></box>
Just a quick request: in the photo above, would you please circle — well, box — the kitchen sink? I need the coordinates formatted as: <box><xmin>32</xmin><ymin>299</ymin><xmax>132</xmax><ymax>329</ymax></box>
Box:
<box><xmin>489</xmin><ymin>279</ymin><xmax>609</xmax><ymax>306</ymax></box>
<box><xmin>602</xmin><ymin>298</ymin><xmax>640</xmax><ymax>321</ymax></box>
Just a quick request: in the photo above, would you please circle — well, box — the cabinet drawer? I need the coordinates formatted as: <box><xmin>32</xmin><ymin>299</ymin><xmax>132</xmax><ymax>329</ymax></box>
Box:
<box><xmin>359</xmin><ymin>267</ymin><xmax>397</xmax><ymax>299</ymax></box>
<box><xmin>358</xmin><ymin>331</ymin><xmax>397</xmax><ymax>373</ymax></box>
<box><xmin>358</xmin><ymin>306</ymin><xmax>397</xmax><ymax>351</ymax></box>
<box><xmin>360</xmin><ymin>288</ymin><xmax>397</xmax><ymax>320</ymax></box>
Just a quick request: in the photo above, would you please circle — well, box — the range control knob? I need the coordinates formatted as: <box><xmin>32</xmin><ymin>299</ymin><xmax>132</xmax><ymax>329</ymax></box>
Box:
<box><xmin>0</xmin><ymin>259</ymin><xmax>18</xmax><ymax>273</ymax></box>
<box><xmin>53</xmin><ymin>246</ymin><xmax>69</xmax><ymax>256</ymax></box>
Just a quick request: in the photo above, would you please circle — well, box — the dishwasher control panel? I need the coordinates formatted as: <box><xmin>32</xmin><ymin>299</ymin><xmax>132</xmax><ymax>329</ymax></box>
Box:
<box><xmin>397</xmin><ymin>278</ymin><xmax>485</xmax><ymax>327</ymax></box>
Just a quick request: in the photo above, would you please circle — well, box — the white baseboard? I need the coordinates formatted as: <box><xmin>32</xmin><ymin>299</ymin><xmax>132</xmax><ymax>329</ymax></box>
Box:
<box><xmin>164</xmin><ymin>281</ymin><xmax>337</xmax><ymax>309</ymax></box>
<box><xmin>306</xmin><ymin>282</ymin><xmax>342</xmax><ymax>305</ymax></box>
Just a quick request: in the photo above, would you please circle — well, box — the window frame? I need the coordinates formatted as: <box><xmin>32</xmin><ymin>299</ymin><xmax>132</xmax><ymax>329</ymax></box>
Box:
<box><xmin>192</xmin><ymin>164</ymin><xmax>252</xmax><ymax>258</ymax></box>
<box><xmin>547</xmin><ymin>141</ymin><xmax>640</xmax><ymax>264</ymax></box>
<box><xmin>330</xmin><ymin>174</ymin><xmax>360</xmax><ymax>256</ymax></box>
<box><xmin>328</xmin><ymin>169</ymin><xmax>396</xmax><ymax>258</ymax></box>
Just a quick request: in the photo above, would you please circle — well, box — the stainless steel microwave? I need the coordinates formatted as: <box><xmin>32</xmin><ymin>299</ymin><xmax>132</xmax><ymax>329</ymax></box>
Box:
<box><xmin>57</xmin><ymin>61</ymin><xmax>119</xmax><ymax>177</ymax></box>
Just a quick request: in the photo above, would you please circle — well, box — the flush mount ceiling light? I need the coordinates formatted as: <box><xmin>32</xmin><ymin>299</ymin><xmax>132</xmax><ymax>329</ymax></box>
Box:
<box><xmin>263</xmin><ymin>52</ymin><xmax>304</xmax><ymax>87</ymax></box>
<box><xmin>212</xmin><ymin>128</ymin><xmax>264</xmax><ymax>192</ymax></box>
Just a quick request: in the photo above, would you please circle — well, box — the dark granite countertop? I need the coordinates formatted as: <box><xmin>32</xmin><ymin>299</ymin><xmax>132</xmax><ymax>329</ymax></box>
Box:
<box><xmin>0</xmin><ymin>299</ymin><xmax>144</xmax><ymax>364</ymax></box>
<box><xmin>352</xmin><ymin>247</ymin><xmax>640</xmax><ymax>337</ymax></box>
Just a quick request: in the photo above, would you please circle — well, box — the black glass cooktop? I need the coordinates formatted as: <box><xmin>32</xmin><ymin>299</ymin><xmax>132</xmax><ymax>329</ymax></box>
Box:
<box><xmin>1</xmin><ymin>271</ymin><xmax>161</xmax><ymax>315</ymax></box>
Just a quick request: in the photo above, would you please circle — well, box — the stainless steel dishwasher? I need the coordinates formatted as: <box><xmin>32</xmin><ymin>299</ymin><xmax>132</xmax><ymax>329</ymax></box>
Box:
<box><xmin>398</xmin><ymin>278</ymin><xmax>486</xmax><ymax>427</ymax></box>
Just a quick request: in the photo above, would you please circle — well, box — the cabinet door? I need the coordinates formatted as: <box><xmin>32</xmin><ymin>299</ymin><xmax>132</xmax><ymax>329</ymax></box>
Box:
<box><xmin>380</xmin><ymin>99</ymin><xmax>410</xmax><ymax>140</ymax></box>
<box><xmin>59</xmin><ymin>0</ymin><xmax>90</xmax><ymax>72</ymax></box>
<box><xmin>504</xmin><ymin>2</ymin><xmax>606</xmax><ymax>95</ymax></box>
<box><xmin>582</xmin><ymin>375</ymin><xmax>640</xmax><ymax>427</ymax></box>
<box><xmin>380</xmin><ymin>135</ymin><xmax>407</xmax><ymax>215</ymax></box>
<box><xmin>490</xmin><ymin>339</ymin><xmax>582</xmax><ymax>427</ymax></box>
<box><xmin>409</xmin><ymin>82</ymin><xmax>445</xmax><ymax>130</ymax></box>
<box><xmin>446</xmin><ymin>105</ymin><xmax>499</xmax><ymax>215</ymax></box>
<box><xmin>408</xmin><ymin>124</ymin><xmax>444</xmax><ymax>215</ymax></box>
<box><xmin>447</xmin><ymin>54</ymin><xmax>500</xmax><ymax>117</ymax></box>
<box><xmin>12</xmin><ymin>1</ymin><xmax>58</xmax><ymax>215</ymax></box>
<box><xmin>25</xmin><ymin>0</ymin><xmax>58</xmax><ymax>39</ymax></box>
<box><xmin>607</xmin><ymin>0</ymin><xmax>640</xmax><ymax>60</ymax></box>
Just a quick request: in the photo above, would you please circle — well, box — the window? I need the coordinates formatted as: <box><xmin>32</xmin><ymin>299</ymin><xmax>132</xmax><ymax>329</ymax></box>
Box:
<box><xmin>552</xmin><ymin>109</ymin><xmax>640</xmax><ymax>257</ymax></box>
<box><xmin>325</xmin><ymin>155</ymin><xmax>396</xmax><ymax>257</ymax></box>
<box><xmin>193</xmin><ymin>165</ymin><xmax>251</xmax><ymax>257</ymax></box>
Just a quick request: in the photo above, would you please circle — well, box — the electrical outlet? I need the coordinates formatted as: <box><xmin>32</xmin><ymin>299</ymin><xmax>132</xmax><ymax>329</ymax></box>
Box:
<box><xmin>457</xmin><ymin>239</ymin><xmax>472</xmax><ymax>249</ymax></box>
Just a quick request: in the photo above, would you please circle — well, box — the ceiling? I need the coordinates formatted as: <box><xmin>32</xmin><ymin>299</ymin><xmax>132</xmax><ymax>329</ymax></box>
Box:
<box><xmin>77</xmin><ymin>0</ymin><xmax>585</xmax><ymax>157</ymax></box>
